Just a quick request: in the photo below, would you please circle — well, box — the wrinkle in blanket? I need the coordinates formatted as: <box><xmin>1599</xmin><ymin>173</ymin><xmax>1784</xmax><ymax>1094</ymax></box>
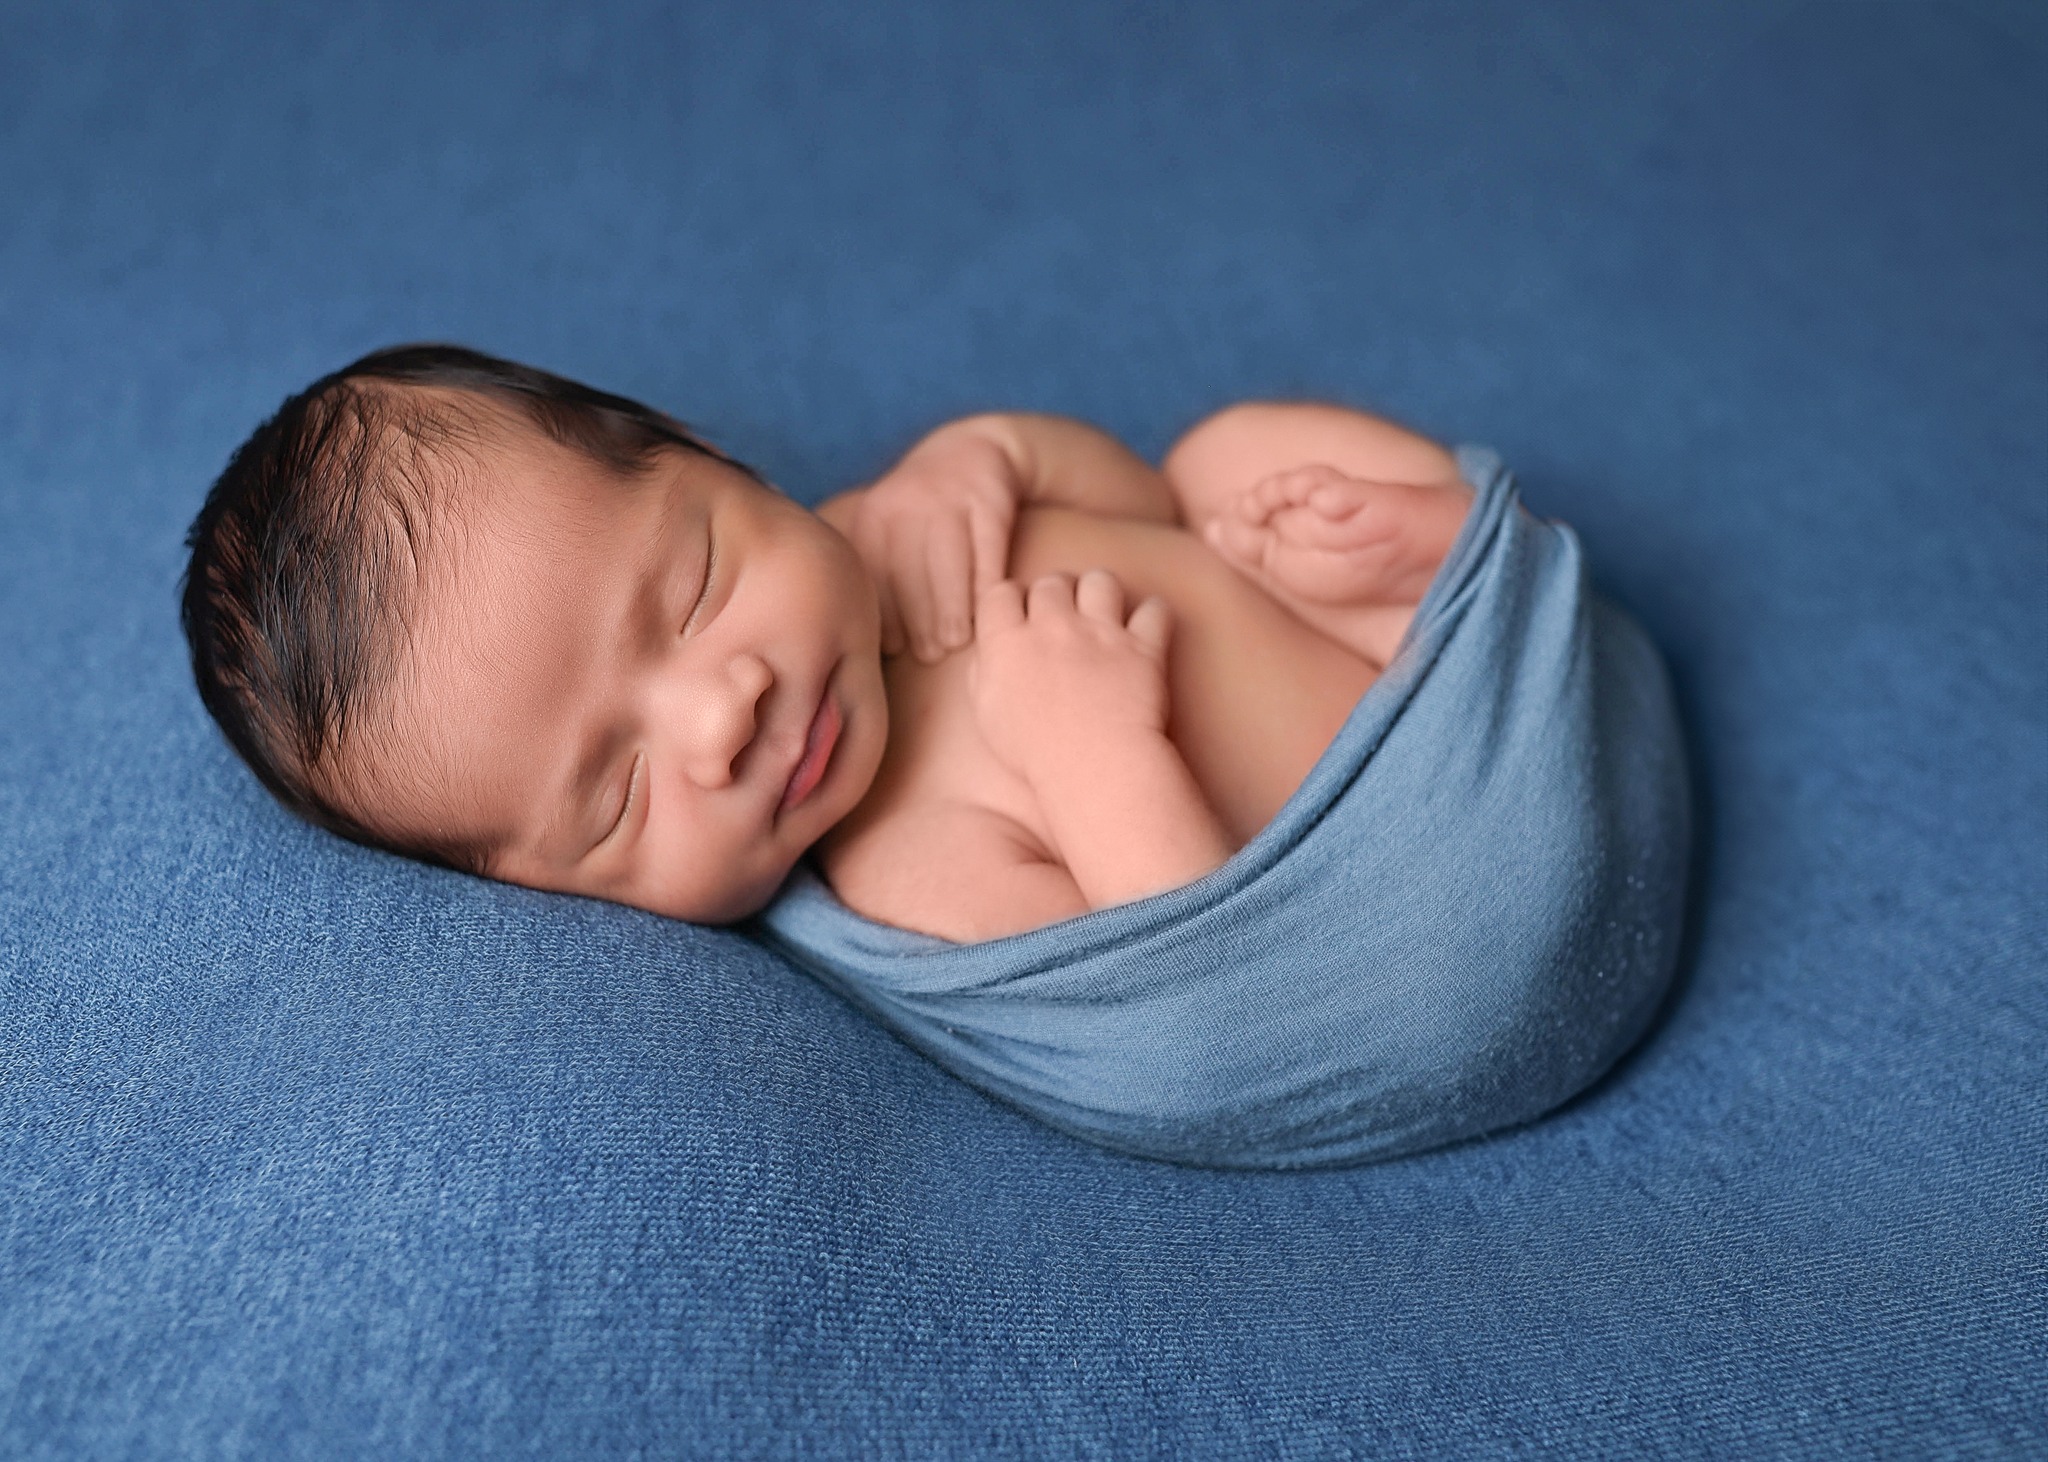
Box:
<box><xmin>757</xmin><ymin>449</ymin><xmax>1690</xmax><ymax>1168</ymax></box>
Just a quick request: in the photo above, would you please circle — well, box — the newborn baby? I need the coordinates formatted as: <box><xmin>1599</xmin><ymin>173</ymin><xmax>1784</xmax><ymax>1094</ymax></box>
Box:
<box><xmin>188</xmin><ymin>343</ymin><xmax>1690</xmax><ymax>1167</ymax></box>
<box><xmin>182</xmin><ymin>344</ymin><xmax>1471</xmax><ymax>942</ymax></box>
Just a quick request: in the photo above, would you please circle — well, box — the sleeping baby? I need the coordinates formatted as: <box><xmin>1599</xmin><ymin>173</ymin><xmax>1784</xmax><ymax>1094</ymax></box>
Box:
<box><xmin>183</xmin><ymin>344</ymin><xmax>1471</xmax><ymax>942</ymax></box>
<box><xmin>184</xmin><ymin>344</ymin><xmax>1687</xmax><ymax>1168</ymax></box>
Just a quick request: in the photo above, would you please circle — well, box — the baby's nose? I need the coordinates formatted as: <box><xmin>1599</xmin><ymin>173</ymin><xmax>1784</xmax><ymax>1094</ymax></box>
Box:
<box><xmin>681</xmin><ymin>652</ymin><xmax>773</xmax><ymax>790</ymax></box>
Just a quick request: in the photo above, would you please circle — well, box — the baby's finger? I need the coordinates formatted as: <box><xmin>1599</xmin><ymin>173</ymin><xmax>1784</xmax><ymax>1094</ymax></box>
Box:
<box><xmin>975</xmin><ymin>578</ymin><xmax>1026</xmax><ymax>635</ymax></box>
<box><xmin>1025</xmin><ymin>572</ymin><xmax>1076</xmax><ymax>618</ymax></box>
<box><xmin>1126</xmin><ymin>594</ymin><xmax>1173</xmax><ymax>657</ymax></box>
<box><xmin>875</xmin><ymin>579</ymin><xmax>907</xmax><ymax>657</ymax></box>
<box><xmin>1074</xmin><ymin>567</ymin><xmax>1125</xmax><ymax>624</ymax></box>
<box><xmin>891</xmin><ymin>527</ymin><xmax>942</xmax><ymax>662</ymax></box>
<box><xmin>848</xmin><ymin>517</ymin><xmax>902</xmax><ymax>654</ymax></box>
<box><xmin>967</xmin><ymin>497</ymin><xmax>1013</xmax><ymax>601</ymax></box>
<box><xmin>926</xmin><ymin>517</ymin><xmax>975</xmax><ymax>650</ymax></box>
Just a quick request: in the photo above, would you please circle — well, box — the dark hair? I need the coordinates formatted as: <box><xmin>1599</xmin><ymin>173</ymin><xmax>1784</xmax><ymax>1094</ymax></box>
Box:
<box><xmin>179</xmin><ymin>343</ymin><xmax>755</xmax><ymax>875</ymax></box>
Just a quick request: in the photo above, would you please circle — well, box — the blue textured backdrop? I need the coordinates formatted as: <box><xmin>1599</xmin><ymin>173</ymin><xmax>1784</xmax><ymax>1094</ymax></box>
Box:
<box><xmin>1</xmin><ymin>2</ymin><xmax>2042</xmax><ymax>1457</ymax></box>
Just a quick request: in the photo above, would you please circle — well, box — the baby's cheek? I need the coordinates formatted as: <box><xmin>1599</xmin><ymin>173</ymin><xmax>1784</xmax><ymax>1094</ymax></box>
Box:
<box><xmin>637</xmin><ymin>810</ymin><xmax>782</xmax><ymax>924</ymax></box>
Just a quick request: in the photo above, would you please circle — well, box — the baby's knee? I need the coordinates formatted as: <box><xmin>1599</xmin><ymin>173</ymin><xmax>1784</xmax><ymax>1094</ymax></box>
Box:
<box><xmin>1162</xmin><ymin>401</ymin><xmax>1458</xmax><ymax>527</ymax></box>
<box><xmin>1162</xmin><ymin>403</ymin><xmax>1309</xmax><ymax>528</ymax></box>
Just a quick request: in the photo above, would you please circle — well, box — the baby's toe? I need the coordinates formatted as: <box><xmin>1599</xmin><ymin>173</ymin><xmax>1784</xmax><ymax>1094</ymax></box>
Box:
<box><xmin>1262</xmin><ymin>464</ymin><xmax>1376</xmax><ymax>519</ymax></box>
<box><xmin>1205</xmin><ymin>513</ymin><xmax>1272</xmax><ymax>569</ymax></box>
<box><xmin>1307</xmin><ymin>478</ymin><xmax>1368</xmax><ymax>517</ymax></box>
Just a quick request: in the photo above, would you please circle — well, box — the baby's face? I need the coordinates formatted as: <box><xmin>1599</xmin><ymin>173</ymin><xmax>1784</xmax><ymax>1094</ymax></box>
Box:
<box><xmin>353</xmin><ymin>403</ymin><xmax>888</xmax><ymax>921</ymax></box>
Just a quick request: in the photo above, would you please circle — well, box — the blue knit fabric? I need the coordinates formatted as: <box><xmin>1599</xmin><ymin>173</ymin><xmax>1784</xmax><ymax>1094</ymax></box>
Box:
<box><xmin>2</xmin><ymin>1</ymin><xmax>2042</xmax><ymax>1456</ymax></box>
<box><xmin>761</xmin><ymin>451</ymin><xmax>1690</xmax><ymax>1167</ymax></box>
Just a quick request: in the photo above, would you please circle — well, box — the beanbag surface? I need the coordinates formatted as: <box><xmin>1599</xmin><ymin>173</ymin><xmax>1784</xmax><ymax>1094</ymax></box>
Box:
<box><xmin>3</xmin><ymin>2</ymin><xmax>2040</xmax><ymax>1455</ymax></box>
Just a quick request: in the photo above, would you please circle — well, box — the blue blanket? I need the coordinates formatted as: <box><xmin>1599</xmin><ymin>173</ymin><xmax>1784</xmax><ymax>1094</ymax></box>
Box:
<box><xmin>7</xmin><ymin>3</ymin><xmax>2040</xmax><ymax>1452</ymax></box>
<box><xmin>759</xmin><ymin>450</ymin><xmax>1690</xmax><ymax>1167</ymax></box>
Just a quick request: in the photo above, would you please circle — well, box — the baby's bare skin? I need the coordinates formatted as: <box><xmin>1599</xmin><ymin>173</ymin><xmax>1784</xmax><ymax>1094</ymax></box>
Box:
<box><xmin>815</xmin><ymin>406</ymin><xmax>1472</xmax><ymax>941</ymax></box>
<box><xmin>347</xmin><ymin>395</ymin><xmax>1468</xmax><ymax>940</ymax></box>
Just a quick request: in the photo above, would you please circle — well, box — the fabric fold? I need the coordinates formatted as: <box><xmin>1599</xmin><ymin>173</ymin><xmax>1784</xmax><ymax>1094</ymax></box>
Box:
<box><xmin>756</xmin><ymin>449</ymin><xmax>1690</xmax><ymax>1168</ymax></box>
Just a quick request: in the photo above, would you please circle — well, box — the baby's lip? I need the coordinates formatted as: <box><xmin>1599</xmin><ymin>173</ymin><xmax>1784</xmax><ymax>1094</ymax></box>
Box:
<box><xmin>777</xmin><ymin>674</ymin><xmax>841</xmax><ymax>817</ymax></box>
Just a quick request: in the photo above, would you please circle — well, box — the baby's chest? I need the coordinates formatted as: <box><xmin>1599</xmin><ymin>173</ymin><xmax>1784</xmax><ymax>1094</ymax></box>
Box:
<box><xmin>1003</xmin><ymin>507</ymin><xmax>1379</xmax><ymax>840</ymax></box>
<box><xmin>818</xmin><ymin>509</ymin><xmax>1377</xmax><ymax>927</ymax></box>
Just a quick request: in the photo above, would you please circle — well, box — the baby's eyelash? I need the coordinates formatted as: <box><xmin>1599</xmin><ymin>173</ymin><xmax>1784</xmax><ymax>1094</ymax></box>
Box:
<box><xmin>605</xmin><ymin>753</ymin><xmax>645</xmax><ymax>842</ymax></box>
<box><xmin>684</xmin><ymin>535</ymin><xmax>717</xmax><ymax>632</ymax></box>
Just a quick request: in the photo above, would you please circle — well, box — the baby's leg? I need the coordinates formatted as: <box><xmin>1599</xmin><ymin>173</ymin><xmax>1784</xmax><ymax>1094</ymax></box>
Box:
<box><xmin>1161</xmin><ymin>403</ymin><xmax>1471</xmax><ymax>666</ymax></box>
<box><xmin>1161</xmin><ymin>402</ymin><xmax>1462</xmax><ymax>530</ymax></box>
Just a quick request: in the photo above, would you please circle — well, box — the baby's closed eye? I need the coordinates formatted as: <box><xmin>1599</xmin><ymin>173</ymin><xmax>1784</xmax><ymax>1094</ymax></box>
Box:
<box><xmin>596</xmin><ymin>751</ymin><xmax>645</xmax><ymax>851</ymax></box>
<box><xmin>683</xmin><ymin>532</ymin><xmax>717</xmax><ymax>634</ymax></box>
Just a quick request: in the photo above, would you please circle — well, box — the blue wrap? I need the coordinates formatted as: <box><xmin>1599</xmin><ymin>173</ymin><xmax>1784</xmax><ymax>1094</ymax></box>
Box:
<box><xmin>757</xmin><ymin>449</ymin><xmax>1690</xmax><ymax>1168</ymax></box>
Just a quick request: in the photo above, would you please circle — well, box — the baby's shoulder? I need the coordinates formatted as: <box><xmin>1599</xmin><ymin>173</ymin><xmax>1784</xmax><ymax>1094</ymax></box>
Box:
<box><xmin>815</xmin><ymin>795</ymin><xmax>1086</xmax><ymax>943</ymax></box>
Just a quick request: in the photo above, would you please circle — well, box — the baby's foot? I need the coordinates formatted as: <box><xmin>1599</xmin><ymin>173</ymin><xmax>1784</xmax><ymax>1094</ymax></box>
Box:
<box><xmin>1202</xmin><ymin>464</ymin><xmax>1472</xmax><ymax>664</ymax></box>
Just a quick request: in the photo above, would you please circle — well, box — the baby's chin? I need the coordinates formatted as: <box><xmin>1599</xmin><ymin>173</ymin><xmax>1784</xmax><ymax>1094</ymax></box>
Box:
<box><xmin>694</xmin><ymin>873</ymin><xmax>791</xmax><ymax>925</ymax></box>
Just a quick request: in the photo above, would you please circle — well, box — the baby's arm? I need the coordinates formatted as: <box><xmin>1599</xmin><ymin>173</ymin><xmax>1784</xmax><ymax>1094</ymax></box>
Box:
<box><xmin>954</xmin><ymin>414</ymin><xmax>1180</xmax><ymax>524</ymax></box>
<box><xmin>835</xmin><ymin>802</ymin><xmax>1097</xmax><ymax>943</ymax></box>
<box><xmin>821</xmin><ymin>414</ymin><xmax>1178</xmax><ymax>663</ymax></box>
<box><xmin>971</xmin><ymin>569</ymin><xmax>1233</xmax><ymax>914</ymax></box>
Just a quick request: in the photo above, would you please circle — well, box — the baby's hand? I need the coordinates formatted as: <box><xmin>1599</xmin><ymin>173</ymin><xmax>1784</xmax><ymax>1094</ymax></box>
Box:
<box><xmin>1203</xmin><ymin>464</ymin><xmax>1464</xmax><ymax>610</ymax></box>
<box><xmin>969</xmin><ymin>569</ymin><xmax>1174</xmax><ymax>784</ymax></box>
<box><xmin>845</xmin><ymin>429</ymin><xmax>1021</xmax><ymax>663</ymax></box>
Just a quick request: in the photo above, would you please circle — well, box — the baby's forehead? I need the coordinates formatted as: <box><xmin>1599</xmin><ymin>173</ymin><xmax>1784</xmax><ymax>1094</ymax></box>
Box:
<box><xmin>314</xmin><ymin>380</ymin><xmax>719</xmax><ymax>857</ymax></box>
<box><xmin>398</xmin><ymin>400</ymin><xmax>708</xmax><ymax>684</ymax></box>
<box><xmin>347</xmin><ymin>445</ymin><xmax>638</xmax><ymax>855</ymax></box>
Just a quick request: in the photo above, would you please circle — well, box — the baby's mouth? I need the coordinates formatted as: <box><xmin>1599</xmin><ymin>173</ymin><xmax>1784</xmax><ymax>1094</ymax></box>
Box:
<box><xmin>778</xmin><ymin>681</ymin><xmax>841</xmax><ymax>816</ymax></box>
